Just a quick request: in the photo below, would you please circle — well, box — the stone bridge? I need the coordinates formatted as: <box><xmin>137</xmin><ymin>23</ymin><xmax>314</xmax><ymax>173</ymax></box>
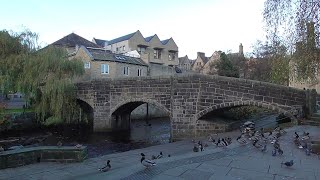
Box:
<box><xmin>76</xmin><ymin>74</ymin><xmax>316</xmax><ymax>140</ymax></box>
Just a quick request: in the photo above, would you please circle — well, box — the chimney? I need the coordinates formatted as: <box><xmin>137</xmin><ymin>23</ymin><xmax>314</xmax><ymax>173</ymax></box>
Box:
<box><xmin>239</xmin><ymin>43</ymin><xmax>244</xmax><ymax>55</ymax></box>
<box><xmin>197</xmin><ymin>52</ymin><xmax>205</xmax><ymax>58</ymax></box>
<box><xmin>306</xmin><ymin>22</ymin><xmax>315</xmax><ymax>48</ymax></box>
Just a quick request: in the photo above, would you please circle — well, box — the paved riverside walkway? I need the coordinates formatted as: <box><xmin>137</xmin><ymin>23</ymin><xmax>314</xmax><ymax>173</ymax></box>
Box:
<box><xmin>0</xmin><ymin>125</ymin><xmax>320</xmax><ymax>180</ymax></box>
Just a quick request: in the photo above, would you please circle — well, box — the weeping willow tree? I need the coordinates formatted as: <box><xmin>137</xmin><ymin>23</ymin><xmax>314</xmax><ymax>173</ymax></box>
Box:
<box><xmin>19</xmin><ymin>46</ymin><xmax>84</xmax><ymax>124</ymax></box>
<box><xmin>263</xmin><ymin>0</ymin><xmax>320</xmax><ymax>82</ymax></box>
<box><xmin>1</xmin><ymin>29</ymin><xmax>85</xmax><ymax>125</ymax></box>
<box><xmin>0</xmin><ymin>30</ymin><xmax>37</xmax><ymax>96</ymax></box>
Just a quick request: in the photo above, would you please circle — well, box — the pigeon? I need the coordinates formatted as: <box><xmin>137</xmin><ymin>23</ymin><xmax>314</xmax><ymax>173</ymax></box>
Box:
<box><xmin>141</xmin><ymin>153</ymin><xmax>156</xmax><ymax>168</ymax></box>
<box><xmin>99</xmin><ymin>160</ymin><xmax>111</xmax><ymax>172</ymax></box>
<box><xmin>193</xmin><ymin>145</ymin><xmax>199</xmax><ymax>152</ymax></box>
<box><xmin>281</xmin><ymin>160</ymin><xmax>294</xmax><ymax>167</ymax></box>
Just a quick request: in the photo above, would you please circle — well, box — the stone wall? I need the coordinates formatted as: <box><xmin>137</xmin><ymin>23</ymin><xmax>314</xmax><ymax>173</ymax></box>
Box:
<box><xmin>0</xmin><ymin>146</ymin><xmax>87</xmax><ymax>169</ymax></box>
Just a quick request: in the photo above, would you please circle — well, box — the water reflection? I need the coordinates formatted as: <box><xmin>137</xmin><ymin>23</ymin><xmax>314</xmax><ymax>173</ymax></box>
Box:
<box><xmin>84</xmin><ymin>117</ymin><xmax>171</xmax><ymax>158</ymax></box>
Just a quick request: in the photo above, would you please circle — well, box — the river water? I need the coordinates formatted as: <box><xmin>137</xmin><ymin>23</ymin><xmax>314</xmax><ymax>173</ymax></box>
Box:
<box><xmin>0</xmin><ymin>112</ymin><xmax>281</xmax><ymax>158</ymax></box>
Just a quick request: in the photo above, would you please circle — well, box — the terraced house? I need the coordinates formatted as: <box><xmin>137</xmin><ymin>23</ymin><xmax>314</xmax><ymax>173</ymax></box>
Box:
<box><xmin>92</xmin><ymin>30</ymin><xmax>179</xmax><ymax>76</ymax></box>
<box><xmin>51</xmin><ymin>33</ymin><xmax>148</xmax><ymax>80</ymax></box>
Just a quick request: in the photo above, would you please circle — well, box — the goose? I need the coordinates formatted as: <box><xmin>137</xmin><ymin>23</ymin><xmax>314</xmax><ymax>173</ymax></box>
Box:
<box><xmin>294</xmin><ymin>132</ymin><xmax>299</xmax><ymax>139</ymax></box>
<box><xmin>193</xmin><ymin>144</ymin><xmax>199</xmax><ymax>152</ymax></box>
<box><xmin>221</xmin><ymin>138</ymin><xmax>228</xmax><ymax>146</ymax></box>
<box><xmin>141</xmin><ymin>153</ymin><xmax>156</xmax><ymax>168</ymax></box>
<box><xmin>99</xmin><ymin>160</ymin><xmax>111</xmax><ymax>172</ymax></box>
<box><xmin>293</xmin><ymin>138</ymin><xmax>301</xmax><ymax>147</ymax></box>
<box><xmin>226</xmin><ymin>137</ymin><xmax>232</xmax><ymax>145</ymax></box>
<box><xmin>216</xmin><ymin>139</ymin><xmax>225</xmax><ymax>147</ymax></box>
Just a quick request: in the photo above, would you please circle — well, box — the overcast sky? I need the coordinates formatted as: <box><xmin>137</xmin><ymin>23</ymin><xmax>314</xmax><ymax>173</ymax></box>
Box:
<box><xmin>1</xmin><ymin>0</ymin><xmax>266</xmax><ymax>59</ymax></box>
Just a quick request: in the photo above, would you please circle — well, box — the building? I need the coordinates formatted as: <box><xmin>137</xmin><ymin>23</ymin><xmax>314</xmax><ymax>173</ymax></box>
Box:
<box><xmin>73</xmin><ymin>46</ymin><xmax>148</xmax><ymax>80</ymax></box>
<box><xmin>51</xmin><ymin>33</ymin><xmax>101</xmax><ymax>54</ymax></box>
<box><xmin>92</xmin><ymin>30</ymin><xmax>179</xmax><ymax>76</ymax></box>
<box><xmin>178</xmin><ymin>55</ymin><xmax>193</xmax><ymax>73</ymax></box>
<box><xmin>191</xmin><ymin>44</ymin><xmax>244</xmax><ymax>75</ymax></box>
<box><xmin>50</xmin><ymin>33</ymin><xmax>147</xmax><ymax>79</ymax></box>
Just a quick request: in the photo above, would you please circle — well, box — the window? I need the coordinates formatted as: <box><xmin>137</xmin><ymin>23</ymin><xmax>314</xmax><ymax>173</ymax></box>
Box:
<box><xmin>116</xmin><ymin>47</ymin><xmax>119</xmax><ymax>52</ymax></box>
<box><xmin>123</xmin><ymin>66</ymin><xmax>129</xmax><ymax>75</ymax></box>
<box><xmin>154</xmin><ymin>49</ymin><xmax>161</xmax><ymax>59</ymax></box>
<box><xmin>122</xmin><ymin>46</ymin><xmax>125</xmax><ymax>51</ymax></box>
<box><xmin>101</xmin><ymin>64</ymin><xmax>109</xmax><ymax>74</ymax></box>
<box><xmin>138</xmin><ymin>46</ymin><xmax>146</xmax><ymax>54</ymax></box>
<box><xmin>169</xmin><ymin>52</ymin><xmax>176</xmax><ymax>61</ymax></box>
<box><xmin>84</xmin><ymin>62</ymin><xmax>90</xmax><ymax>69</ymax></box>
<box><xmin>138</xmin><ymin>69</ymin><xmax>142</xmax><ymax>76</ymax></box>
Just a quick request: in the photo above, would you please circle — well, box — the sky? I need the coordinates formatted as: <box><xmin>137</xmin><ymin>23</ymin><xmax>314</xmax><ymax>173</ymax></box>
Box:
<box><xmin>1</xmin><ymin>0</ymin><xmax>266</xmax><ymax>59</ymax></box>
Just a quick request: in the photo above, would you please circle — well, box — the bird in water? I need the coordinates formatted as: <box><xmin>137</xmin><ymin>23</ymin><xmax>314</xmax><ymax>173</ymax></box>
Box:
<box><xmin>141</xmin><ymin>153</ymin><xmax>156</xmax><ymax>168</ymax></box>
<box><xmin>57</xmin><ymin>141</ymin><xmax>62</xmax><ymax>147</ymax></box>
<box><xmin>281</xmin><ymin>160</ymin><xmax>294</xmax><ymax>167</ymax></box>
<box><xmin>0</xmin><ymin>146</ymin><xmax>4</xmax><ymax>153</ymax></box>
<box><xmin>98</xmin><ymin>160</ymin><xmax>111</xmax><ymax>172</ymax></box>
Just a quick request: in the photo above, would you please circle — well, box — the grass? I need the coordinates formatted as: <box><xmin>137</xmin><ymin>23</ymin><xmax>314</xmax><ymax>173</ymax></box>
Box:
<box><xmin>0</xmin><ymin>108</ymin><xmax>34</xmax><ymax>114</ymax></box>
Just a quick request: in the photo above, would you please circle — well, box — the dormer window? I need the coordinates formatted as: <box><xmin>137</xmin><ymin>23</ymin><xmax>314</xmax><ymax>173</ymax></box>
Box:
<box><xmin>154</xmin><ymin>48</ymin><xmax>163</xmax><ymax>59</ymax></box>
<box><xmin>169</xmin><ymin>52</ymin><xmax>176</xmax><ymax>61</ymax></box>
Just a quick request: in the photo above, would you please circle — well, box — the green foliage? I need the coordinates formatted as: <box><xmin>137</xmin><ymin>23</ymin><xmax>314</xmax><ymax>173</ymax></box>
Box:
<box><xmin>0</xmin><ymin>29</ymin><xmax>85</xmax><ymax>125</ymax></box>
<box><xmin>19</xmin><ymin>46</ymin><xmax>84</xmax><ymax>123</ymax></box>
<box><xmin>215</xmin><ymin>52</ymin><xmax>239</xmax><ymax>78</ymax></box>
<box><xmin>263</xmin><ymin>0</ymin><xmax>320</xmax><ymax>81</ymax></box>
<box><xmin>43</xmin><ymin>116</ymin><xmax>63</xmax><ymax>126</ymax></box>
<box><xmin>249</xmin><ymin>40</ymin><xmax>289</xmax><ymax>85</ymax></box>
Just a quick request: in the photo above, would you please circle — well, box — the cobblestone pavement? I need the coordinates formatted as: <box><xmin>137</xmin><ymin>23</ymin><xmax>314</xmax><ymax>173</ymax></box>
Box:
<box><xmin>0</xmin><ymin>125</ymin><xmax>320</xmax><ymax>180</ymax></box>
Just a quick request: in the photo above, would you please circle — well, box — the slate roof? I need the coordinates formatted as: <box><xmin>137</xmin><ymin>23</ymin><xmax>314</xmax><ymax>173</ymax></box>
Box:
<box><xmin>108</xmin><ymin>32</ymin><xmax>136</xmax><ymax>45</ymax></box>
<box><xmin>178</xmin><ymin>55</ymin><xmax>190</xmax><ymax>65</ymax></box>
<box><xmin>51</xmin><ymin>33</ymin><xmax>101</xmax><ymax>48</ymax></box>
<box><xmin>93</xmin><ymin>38</ymin><xmax>108</xmax><ymax>47</ymax></box>
<box><xmin>161</xmin><ymin>39</ymin><xmax>170</xmax><ymax>45</ymax></box>
<box><xmin>144</xmin><ymin>35</ymin><xmax>155</xmax><ymax>42</ymax></box>
<box><xmin>86</xmin><ymin>47</ymin><xmax>148</xmax><ymax>66</ymax></box>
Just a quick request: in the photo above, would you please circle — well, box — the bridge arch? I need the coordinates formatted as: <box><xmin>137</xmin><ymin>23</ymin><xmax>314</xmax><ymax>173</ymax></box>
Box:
<box><xmin>111</xmin><ymin>98</ymin><xmax>171</xmax><ymax>117</ymax></box>
<box><xmin>194</xmin><ymin>100</ymin><xmax>300</xmax><ymax>122</ymax></box>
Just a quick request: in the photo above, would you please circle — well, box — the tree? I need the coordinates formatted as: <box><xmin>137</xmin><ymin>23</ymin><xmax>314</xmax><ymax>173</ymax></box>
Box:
<box><xmin>263</xmin><ymin>0</ymin><xmax>320</xmax><ymax>81</ymax></box>
<box><xmin>249</xmin><ymin>40</ymin><xmax>289</xmax><ymax>85</ymax></box>
<box><xmin>214</xmin><ymin>52</ymin><xmax>239</xmax><ymax>78</ymax></box>
<box><xmin>0</xmin><ymin>29</ymin><xmax>85</xmax><ymax>125</ymax></box>
<box><xmin>0</xmin><ymin>30</ymin><xmax>37</xmax><ymax>96</ymax></box>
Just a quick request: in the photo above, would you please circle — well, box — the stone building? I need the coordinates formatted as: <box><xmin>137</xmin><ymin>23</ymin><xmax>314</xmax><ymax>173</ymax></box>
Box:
<box><xmin>191</xmin><ymin>44</ymin><xmax>244</xmax><ymax>76</ymax></box>
<box><xmin>72</xmin><ymin>46</ymin><xmax>148</xmax><ymax>80</ymax></box>
<box><xmin>178</xmin><ymin>55</ymin><xmax>193</xmax><ymax>73</ymax></box>
<box><xmin>92</xmin><ymin>30</ymin><xmax>179</xmax><ymax>76</ymax></box>
<box><xmin>51</xmin><ymin>33</ymin><xmax>101</xmax><ymax>54</ymax></box>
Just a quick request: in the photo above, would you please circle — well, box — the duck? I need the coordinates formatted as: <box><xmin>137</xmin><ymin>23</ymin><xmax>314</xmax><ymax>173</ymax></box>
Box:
<box><xmin>281</xmin><ymin>160</ymin><xmax>294</xmax><ymax>167</ymax></box>
<box><xmin>141</xmin><ymin>153</ymin><xmax>156</xmax><ymax>168</ymax></box>
<box><xmin>236</xmin><ymin>135</ymin><xmax>247</xmax><ymax>145</ymax></box>
<box><xmin>57</xmin><ymin>141</ymin><xmax>63</xmax><ymax>147</ymax></box>
<box><xmin>99</xmin><ymin>160</ymin><xmax>111</xmax><ymax>172</ymax></box>
<box><xmin>156</xmin><ymin>152</ymin><xmax>163</xmax><ymax>159</ymax></box>
<box><xmin>193</xmin><ymin>144</ymin><xmax>199</xmax><ymax>152</ymax></box>
<box><xmin>253</xmin><ymin>140</ymin><xmax>265</xmax><ymax>149</ymax></box>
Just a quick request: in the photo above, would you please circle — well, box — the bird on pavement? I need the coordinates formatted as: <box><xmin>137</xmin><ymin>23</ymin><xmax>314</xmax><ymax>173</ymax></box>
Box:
<box><xmin>281</xmin><ymin>160</ymin><xmax>294</xmax><ymax>167</ymax></box>
<box><xmin>156</xmin><ymin>152</ymin><xmax>163</xmax><ymax>159</ymax></box>
<box><xmin>98</xmin><ymin>160</ymin><xmax>111</xmax><ymax>172</ymax></box>
<box><xmin>236</xmin><ymin>135</ymin><xmax>247</xmax><ymax>145</ymax></box>
<box><xmin>141</xmin><ymin>153</ymin><xmax>156</xmax><ymax>168</ymax></box>
<box><xmin>278</xmin><ymin>148</ymin><xmax>284</xmax><ymax>155</ymax></box>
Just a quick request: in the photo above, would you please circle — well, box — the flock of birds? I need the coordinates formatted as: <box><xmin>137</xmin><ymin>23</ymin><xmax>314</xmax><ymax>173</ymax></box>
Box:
<box><xmin>97</xmin><ymin>125</ymin><xmax>314</xmax><ymax>172</ymax></box>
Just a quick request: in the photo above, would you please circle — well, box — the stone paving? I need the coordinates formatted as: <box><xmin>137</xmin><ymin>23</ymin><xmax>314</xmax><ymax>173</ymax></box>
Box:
<box><xmin>0</xmin><ymin>125</ymin><xmax>319</xmax><ymax>180</ymax></box>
